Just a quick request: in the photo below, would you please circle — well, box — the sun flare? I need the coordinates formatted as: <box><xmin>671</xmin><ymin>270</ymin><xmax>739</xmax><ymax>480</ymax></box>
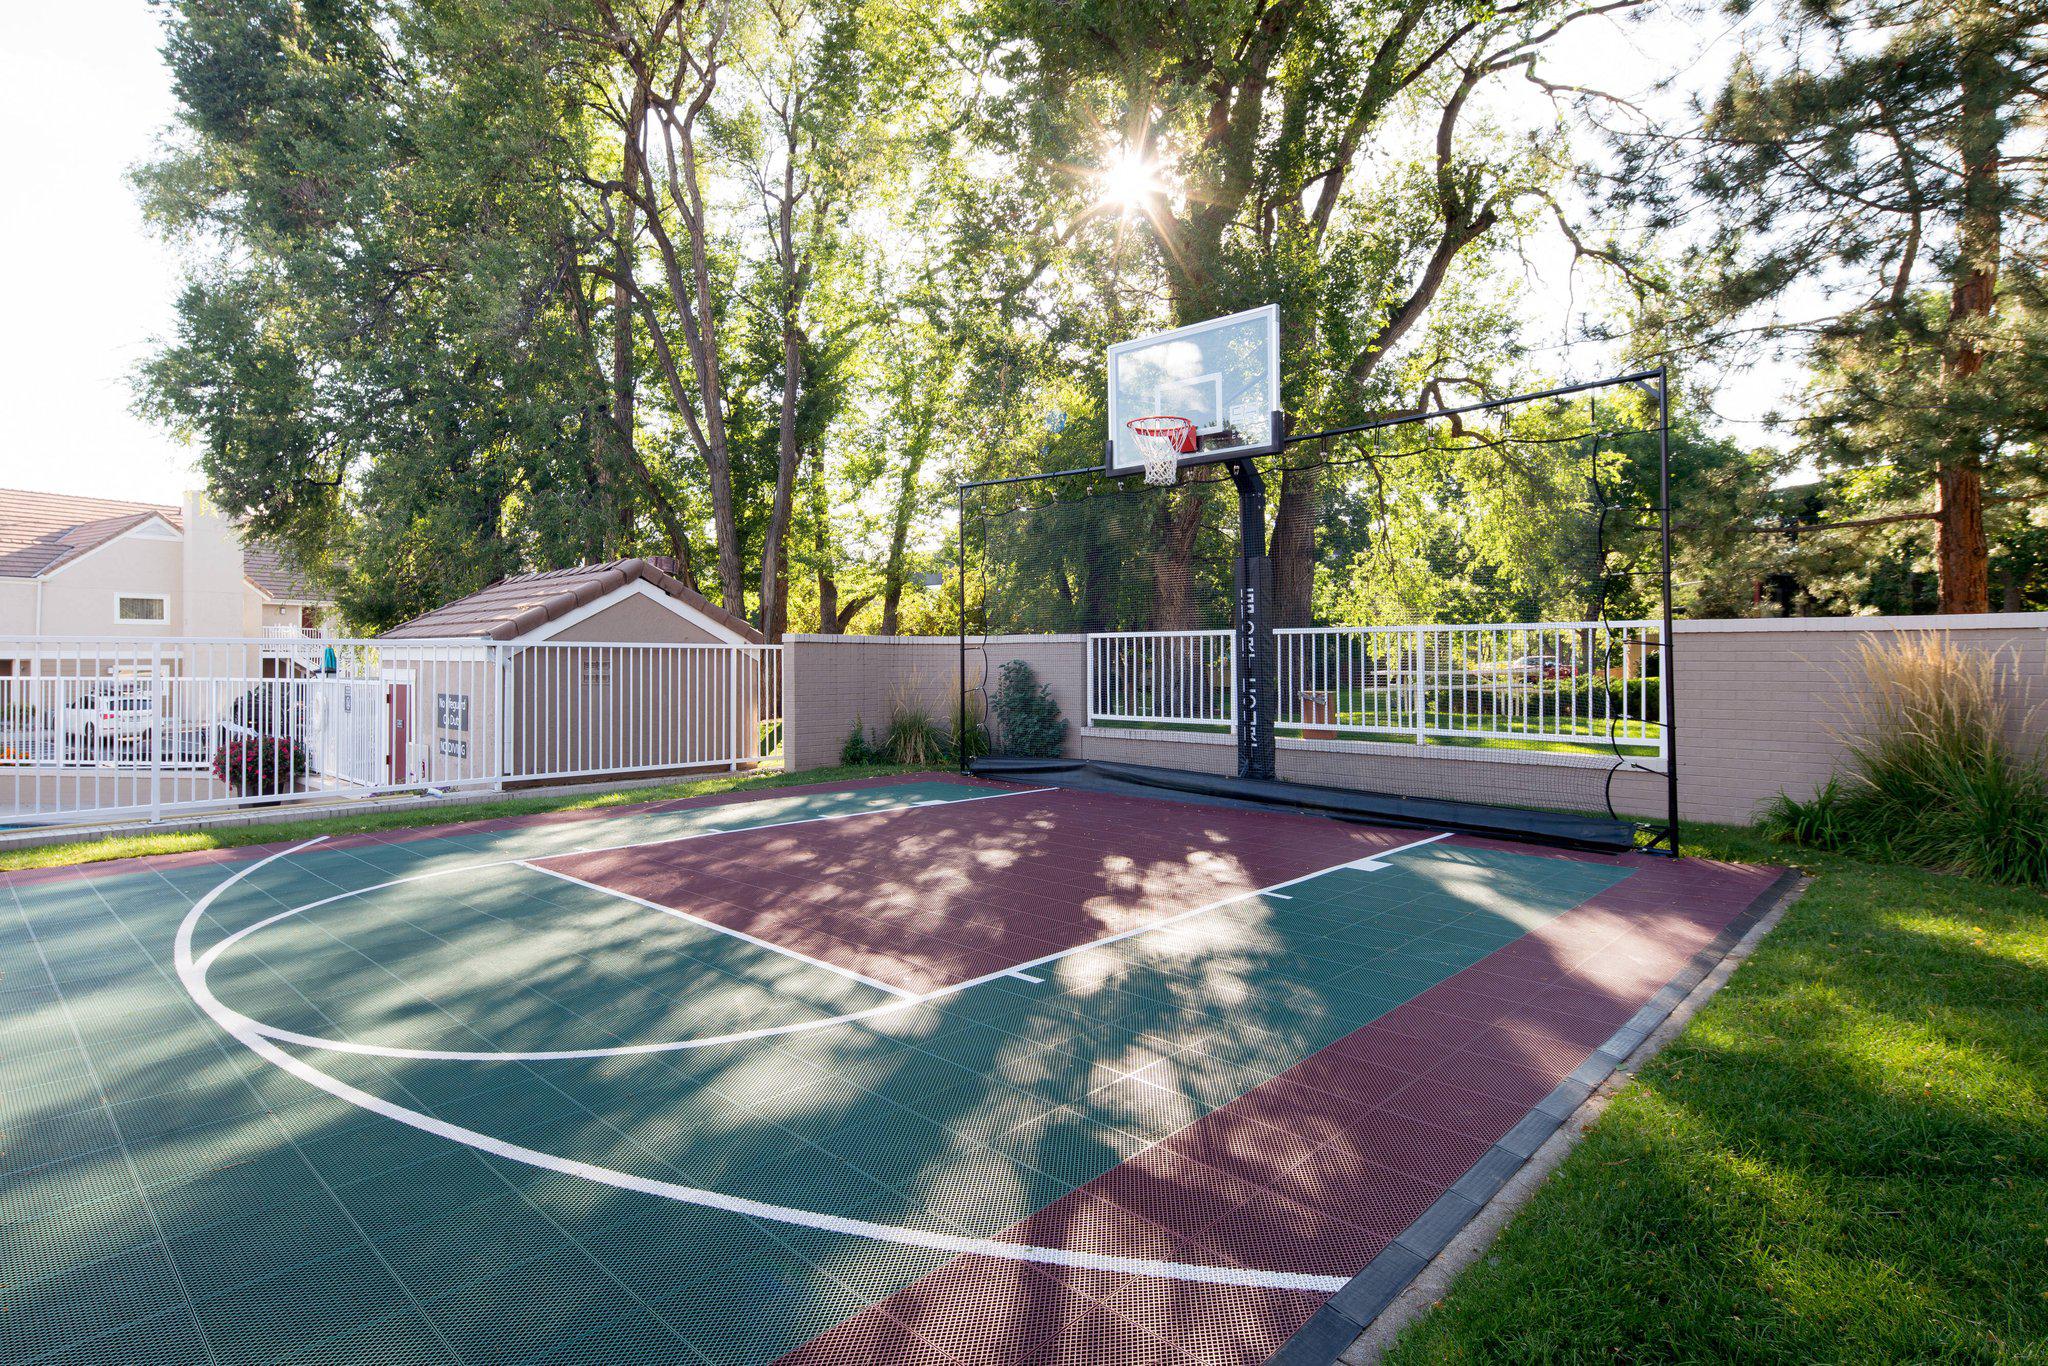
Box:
<box><xmin>1100</xmin><ymin>151</ymin><xmax>1161</xmax><ymax>208</ymax></box>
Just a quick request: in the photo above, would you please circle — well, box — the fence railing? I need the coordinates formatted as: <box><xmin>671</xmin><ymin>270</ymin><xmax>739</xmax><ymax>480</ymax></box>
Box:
<box><xmin>501</xmin><ymin>642</ymin><xmax>782</xmax><ymax>784</ymax></box>
<box><xmin>0</xmin><ymin>636</ymin><xmax>782</xmax><ymax>828</ymax></box>
<box><xmin>1085</xmin><ymin>621</ymin><xmax>1665</xmax><ymax>766</ymax></box>
<box><xmin>1086</xmin><ymin>630</ymin><xmax>1235</xmax><ymax>729</ymax></box>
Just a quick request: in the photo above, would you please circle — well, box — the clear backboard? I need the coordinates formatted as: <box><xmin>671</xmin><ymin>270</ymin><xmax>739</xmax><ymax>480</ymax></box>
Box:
<box><xmin>1106</xmin><ymin>304</ymin><xmax>1281</xmax><ymax>476</ymax></box>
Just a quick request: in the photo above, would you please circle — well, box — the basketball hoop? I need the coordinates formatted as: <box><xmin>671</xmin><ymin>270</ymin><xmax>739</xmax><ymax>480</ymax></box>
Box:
<box><xmin>1127</xmin><ymin>416</ymin><xmax>1197</xmax><ymax>486</ymax></box>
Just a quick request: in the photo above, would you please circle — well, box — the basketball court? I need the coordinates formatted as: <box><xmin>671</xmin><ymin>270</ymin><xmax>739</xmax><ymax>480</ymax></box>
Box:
<box><xmin>2</xmin><ymin>305</ymin><xmax>1749</xmax><ymax>1363</ymax></box>
<box><xmin>1</xmin><ymin>773</ymin><xmax>1789</xmax><ymax>1365</ymax></box>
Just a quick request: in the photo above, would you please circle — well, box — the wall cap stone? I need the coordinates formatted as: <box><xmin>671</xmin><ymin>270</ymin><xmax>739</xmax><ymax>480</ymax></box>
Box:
<box><xmin>1676</xmin><ymin>611</ymin><xmax>2047</xmax><ymax>635</ymax></box>
<box><xmin>792</xmin><ymin>614</ymin><xmax>2045</xmax><ymax>644</ymax></box>
<box><xmin>1080</xmin><ymin>726</ymin><xmax>1670</xmax><ymax>773</ymax></box>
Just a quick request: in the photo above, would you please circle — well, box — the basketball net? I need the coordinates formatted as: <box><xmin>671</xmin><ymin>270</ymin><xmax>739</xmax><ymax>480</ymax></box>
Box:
<box><xmin>1126</xmin><ymin>416</ymin><xmax>1196</xmax><ymax>487</ymax></box>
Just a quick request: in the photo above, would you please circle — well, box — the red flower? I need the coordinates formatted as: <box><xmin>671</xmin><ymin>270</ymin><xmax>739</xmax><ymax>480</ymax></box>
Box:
<box><xmin>211</xmin><ymin>736</ymin><xmax>310</xmax><ymax>793</ymax></box>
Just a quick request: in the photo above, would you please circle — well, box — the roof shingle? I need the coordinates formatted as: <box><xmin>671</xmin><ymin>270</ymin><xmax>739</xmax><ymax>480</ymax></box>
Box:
<box><xmin>379</xmin><ymin>558</ymin><xmax>762</xmax><ymax>642</ymax></box>
<box><xmin>0</xmin><ymin>487</ymin><xmax>329</xmax><ymax>603</ymax></box>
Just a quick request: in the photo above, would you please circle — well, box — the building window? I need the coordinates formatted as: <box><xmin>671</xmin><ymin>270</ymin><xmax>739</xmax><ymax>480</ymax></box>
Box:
<box><xmin>117</xmin><ymin>595</ymin><xmax>167</xmax><ymax>623</ymax></box>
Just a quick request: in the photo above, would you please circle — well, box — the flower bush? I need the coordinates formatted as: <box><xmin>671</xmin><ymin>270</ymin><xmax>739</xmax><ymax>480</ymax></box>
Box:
<box><xmin>212</xmin><ymin>736</ymin><xmax>310</xmax><ymax>795</ymax></box>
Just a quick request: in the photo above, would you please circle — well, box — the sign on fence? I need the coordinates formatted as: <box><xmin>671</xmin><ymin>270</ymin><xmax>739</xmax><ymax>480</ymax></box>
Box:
<box><xmin>436</xmin><ymin>692</ymin><xmax>470</xmax><ymax>731</ymax></box>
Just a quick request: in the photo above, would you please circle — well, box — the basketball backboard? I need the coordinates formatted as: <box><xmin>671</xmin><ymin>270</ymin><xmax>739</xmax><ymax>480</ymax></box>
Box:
<box><xmin>1106</xmin><ymin>304</ymin><xmax>1281</xmax><ymax>476</ymax></box>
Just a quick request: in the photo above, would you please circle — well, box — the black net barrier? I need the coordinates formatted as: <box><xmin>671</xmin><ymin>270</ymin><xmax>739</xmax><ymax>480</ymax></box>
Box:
<box><xmin>960</xmin><ymin>375</ymin><xmax>1677</xmax><ymax>852</ymax></box>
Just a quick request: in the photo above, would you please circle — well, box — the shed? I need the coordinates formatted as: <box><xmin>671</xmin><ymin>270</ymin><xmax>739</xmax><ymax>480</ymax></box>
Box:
<box><xmin>380</xmin><ymin>560</ymin><xmax>774</xmax><ymax>786</ymax></box>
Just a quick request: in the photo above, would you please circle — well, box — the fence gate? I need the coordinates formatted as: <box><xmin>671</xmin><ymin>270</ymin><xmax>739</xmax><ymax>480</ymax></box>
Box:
<box><xmin>0</xmin><ymin>636</ymin><xmax>783</xmax><ymax>829</ymax></box>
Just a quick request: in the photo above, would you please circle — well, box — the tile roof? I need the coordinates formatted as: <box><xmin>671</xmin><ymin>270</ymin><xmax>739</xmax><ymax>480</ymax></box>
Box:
<box><xmin>0</xmin><ymin>487</ymin><xmax>330</xmax><ymax>603</ymax></box>
<box><xmin>239</xmin><ymin>543</ymin><xmax>323</xmax><ymax>602</ymax></box>
<box><xmin>380</xmin><ymin>558</ymin><xmax>762</xmax><ymax>642</ymax></box>
<box><xmin>0</xmin><ymin>489</ymin><xmax>177</xmax><ymax>578</ymax></box>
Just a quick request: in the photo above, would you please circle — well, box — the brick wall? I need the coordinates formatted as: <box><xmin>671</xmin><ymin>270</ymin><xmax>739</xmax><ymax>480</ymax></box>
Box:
<box><xmin>783</xmin><ymin>613</ymin><xmax>2048</xmax><ymax>827</ymax></box>
<box><xmin>1666</xmin><ymin>614</ymin><xmax>2046</xmax><ymax>823</ymax></box>
<box><xmin>785</xmin><ymin>635</ymin><xmax>1086</xmax><ymax>769</ymax></box>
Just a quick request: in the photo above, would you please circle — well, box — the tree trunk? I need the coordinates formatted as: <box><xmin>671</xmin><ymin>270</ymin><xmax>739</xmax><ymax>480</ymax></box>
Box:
<box><xmin>1937</xmin><ymin>25</ymin><xmax>2000</xmax><ymax>614</ymax></box>
<box><xmin>759</xmin><ymin>154</ymin><xmax>805</xmax><ymax>642</ymax></box>
<box><xmin>1270</xmin><ymin>467</ymin><xmax>1317</xmax><ymax>626</ymax></box>
<box><xmin>878</xmin><ymin>383</ymin><xmax>944</xmax><ymax>634</ymax></box>
<box><xmin>759</xmin><ymin>309</ymin><xmax>802</xmax><ymax>639</ymax></box>
<box><xmin>1935</xmin><ymin>464</ymin><xmax>1989</xmax><ymax>614</ymax></box>
<box><xmin>1151</xmin><ymin>487</ymin><xmax>1208</xmax><ymax>629</ymax></box>
<box><xmin>818</xmin><ymin>569</ymin><xmax>840</xmax><ymax>633</ymax></box>
<box><xmin>770</xmin><ymin>554</ymin><xmax>790</xmax><ymax>641</ymax></box>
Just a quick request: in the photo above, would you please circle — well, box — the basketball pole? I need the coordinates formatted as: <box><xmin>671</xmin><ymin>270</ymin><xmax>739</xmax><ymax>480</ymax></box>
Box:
<box><xmin>1227</xmin><ymin>453</ymin><xmax>1278</xmax><ymax>784</ymax></box>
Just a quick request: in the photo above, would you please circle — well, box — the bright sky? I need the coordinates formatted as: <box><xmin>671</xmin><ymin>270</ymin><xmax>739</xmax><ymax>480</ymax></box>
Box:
<box><xmin>0</xmin><ymin>4</ymin><xmax>195</xmax><ymax>505</ymax></box>
<box><xmin>0</xmin><ymin>3</ymin><xmax>1799</xmax><ymax>512</ymax></box>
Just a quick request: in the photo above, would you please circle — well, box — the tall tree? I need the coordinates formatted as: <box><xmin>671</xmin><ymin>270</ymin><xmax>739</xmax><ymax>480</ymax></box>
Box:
<box><xmin>1615</xmin><ymin>0</ymin><xmax>2048</xmax><ymax>612</ymax></box>
<box><xmin>140</xmin><ymin>0</ymin><xmax>722</xmax><ymax>626</ymax></box>
<box><xmin>723</xmin><ymin>0</ymin><xmax>933</xmax><ymax>637</ymax></box>
<box><xmin>585</xmin><ymin>0</ymin><xmax>752</xmax><ymax>612</ymax></box>
<box><xmin>967</xmin><ymin>0</ymin><xmax>1655</xmax><ymax>623</ymax></box>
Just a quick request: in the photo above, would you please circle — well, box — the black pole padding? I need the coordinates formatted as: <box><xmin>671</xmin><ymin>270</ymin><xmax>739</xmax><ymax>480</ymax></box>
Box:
<box><xmin>1227</xmin><ymin>457</ymin><xmax>1277</xmax><ymax>783</ymax></box>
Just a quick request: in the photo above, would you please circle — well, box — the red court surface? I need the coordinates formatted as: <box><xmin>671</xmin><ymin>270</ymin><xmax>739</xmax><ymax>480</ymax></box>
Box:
<box><xmin>532</xmin><ymin>787</ymin><xmax>1423</xmax><ymax>996</ymax></box>
<box><xmin>762</xmin><ymin>825</ymin><xmax>1792</xmax><ymax>1366</ymax></box>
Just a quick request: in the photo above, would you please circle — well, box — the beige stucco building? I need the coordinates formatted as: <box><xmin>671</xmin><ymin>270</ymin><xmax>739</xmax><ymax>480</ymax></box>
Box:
<box><xmin>0</xmin><ymin>488</ymin><xmax>332</xmax><ymax>655</ymax></box>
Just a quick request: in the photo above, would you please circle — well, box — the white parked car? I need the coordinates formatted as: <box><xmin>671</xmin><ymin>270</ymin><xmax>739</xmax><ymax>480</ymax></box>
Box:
<box><xmin>1504</xmin><ymin>653</ymin><xmax>1578</xmax><ymax>681</ymax></box>
<box><xmin>59</xmin><ymin>682</ymin><xmax>159</xmax><ymax>757</ymax></box>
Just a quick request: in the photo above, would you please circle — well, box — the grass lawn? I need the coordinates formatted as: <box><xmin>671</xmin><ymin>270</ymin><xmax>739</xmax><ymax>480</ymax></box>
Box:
<box><xmin>1386</xmin><ymin>823</ymin><xmax>2048</xmax><ymax>1363</ymax></box>
<box><xmin>0</xmin><ymin>763</ymin><xmax>921</xmax><ymax>873</ymax></box>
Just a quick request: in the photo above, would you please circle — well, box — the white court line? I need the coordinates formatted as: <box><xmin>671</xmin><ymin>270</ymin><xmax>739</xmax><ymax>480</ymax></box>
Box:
<box><xmin>196</xmin><ymin>825</ymin><xmax>1458</xmax><ymax>1063</ymax></box>
<box><xmin>171</xmin><ymin>839</ymin><xmax>1353</xmax><ymax>1294</ymax></box>
<box><xmin>1348</xmin><ymin>831</ymin><xmax>1455</xmax><ymax>871</ymax></box>
<box><xmin>1007</xmin><ymin>971</ymin><xmax>1045</xmax><ymax>984</ymax></box>
<box><xmin>519</xmin><ymin>860</ymin><xmax>920</xmax><ymax>1000</ymax></box>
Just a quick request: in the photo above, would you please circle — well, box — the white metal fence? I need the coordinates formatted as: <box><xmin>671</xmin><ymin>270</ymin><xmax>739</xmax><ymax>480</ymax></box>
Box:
<box><xmin>1085</xmin><ymin>621</ymin><xmax>1666</xmax><ymax>766</ymax></box>
<box><xmin>0</xmin><ymin>636</ymin><xmax>782</xmax><ymax>828</ymax></box>
<box><xmin>1086</xmin><ymin>630</ymin><xmax>1235</xmax><ymax>728</ymax></box>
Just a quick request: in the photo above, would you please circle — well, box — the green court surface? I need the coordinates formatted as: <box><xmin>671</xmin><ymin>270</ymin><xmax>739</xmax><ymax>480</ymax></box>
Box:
<box><xmin>0</xmin><ymin>776</ymin><xmax>1768</xmax><ymax>1365</ymax></box>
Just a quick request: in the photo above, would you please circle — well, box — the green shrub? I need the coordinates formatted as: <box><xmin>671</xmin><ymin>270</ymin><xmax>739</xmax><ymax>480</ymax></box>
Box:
<box><xmin>989</xmin><ymin>660</ymin><xmax>1067</xmax><ymax>757</ymax></box>
<box><xmin>880</xmin><ymin>685</ymin><xmax>950</xmax><ymax>767</ymax></box>
<box><xmin>839</xmin><ymin>716</ymin><xmax>875</xmax><ymax>766</ymax></box>
<box><xmin>1762</xmin><ymin>635</ymin><xmax>2048</xmax><ymax>887</ymax></box>
<box><xmin>1524</xmin><ymin>674</ymin><xmax>1661</xmax><ymax>725</ymax></box>
<box><xmin>1759</xmin><ymin>778</ymin><xmax>1850</xmax><ymax>850</ymax></box>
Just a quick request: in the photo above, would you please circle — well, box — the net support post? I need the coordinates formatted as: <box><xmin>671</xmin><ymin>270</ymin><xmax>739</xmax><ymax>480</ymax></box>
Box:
<box><xmin>957</xmin><ymin>484</ymin><xmax>969</xmax><ymax>774</ymax></box>
<box><xmin>1227</xmin><ymin>457</ymin><xmax>1278</xmax><ymax>783</ymax></box>
<box><xmin>1655</xmin><ymin>365</ymin><xmax>1681</xmax><ymax>856</ymax></box>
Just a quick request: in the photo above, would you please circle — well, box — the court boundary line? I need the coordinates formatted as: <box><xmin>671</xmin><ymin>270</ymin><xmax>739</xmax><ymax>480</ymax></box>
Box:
<box><xmin>174</xmin><ymin>836</ymin><xmax>1378</xmax><ymax>1293</ymax></box>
